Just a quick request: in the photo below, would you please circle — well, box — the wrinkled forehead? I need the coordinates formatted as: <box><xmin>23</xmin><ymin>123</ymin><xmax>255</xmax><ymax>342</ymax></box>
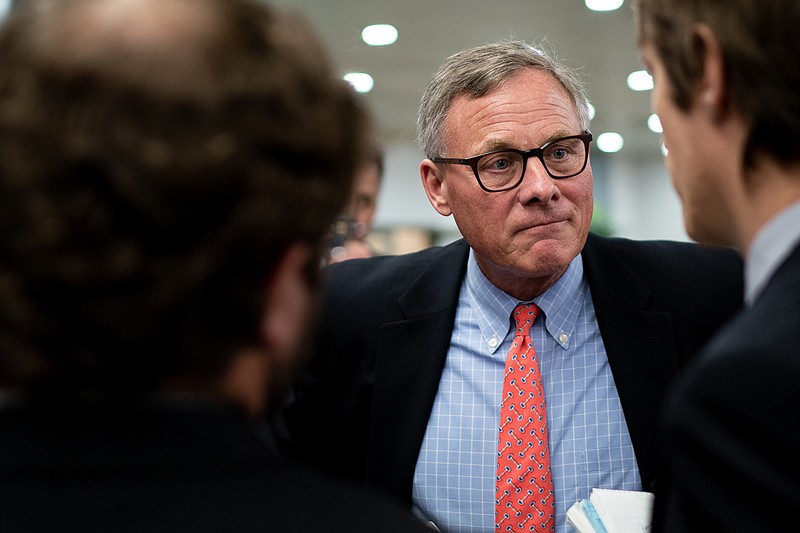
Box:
<box><xmin>444</xmin><ymin>70</ymin><xmax>583</xmax><ymax>148</ymax></box>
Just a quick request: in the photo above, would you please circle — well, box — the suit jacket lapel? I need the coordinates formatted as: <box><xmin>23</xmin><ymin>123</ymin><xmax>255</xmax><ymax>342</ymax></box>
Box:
<box><xmin>581</xmin><ymin>234</ymin><xmax>677</xmax><ymax>489</ymax></box>
<box><xmin>365</xmin><ymin>240</ymin><xmax>469</xmax><ymax>504</ymax></box>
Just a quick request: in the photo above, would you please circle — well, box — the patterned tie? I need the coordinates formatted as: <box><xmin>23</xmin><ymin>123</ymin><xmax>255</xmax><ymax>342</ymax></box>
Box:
<box><xmin>495</xmin><ymin>303</ymin><xmax>555</xmax><ymax>532</ymax></box>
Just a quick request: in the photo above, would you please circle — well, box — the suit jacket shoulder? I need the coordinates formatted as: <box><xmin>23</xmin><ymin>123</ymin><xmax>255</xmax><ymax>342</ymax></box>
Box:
<box><xmin>579</xmin><ymin>234</ymin><xmax>744</xmax><ymax>488</ymax></box>
<box><xmin>656</xmin><ymin>244</ymin><xmax>800</xmax><ymax>532</ymax></box>
<box><xmin>583</xmin><ymin>234</ymin><xmax>743</xmax><ymax>365</ymax></box>
<box><xmin>0</xmin><ymin>405</ymin><xmax>432</xmax><ymax>533</ymax></box>
<box><xmin>322</xmin><ymin>239</ymin><xmax>469</xmax><ymax>320</ymax></box>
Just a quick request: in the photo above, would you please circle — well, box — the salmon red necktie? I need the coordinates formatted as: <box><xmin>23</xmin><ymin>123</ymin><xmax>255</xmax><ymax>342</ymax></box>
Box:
<box><xmin>495</xmin><ymin>303</ymin><xmax>555</xmax><ymax>532</ymax></box>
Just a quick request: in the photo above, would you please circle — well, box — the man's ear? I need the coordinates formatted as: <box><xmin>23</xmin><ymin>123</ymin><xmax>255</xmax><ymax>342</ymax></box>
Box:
<box><xmin>216</xmin><ymin>243</ymin><xmax>313</xmax><ymax>419</ymax></box>
<box><xmin>260</xmin><ymin>242</ymin><xmax>313</xmax><ymax>355</ymax></box>
<box><xmin>694</xmin><ymin>23</ymin><xmax>729</xmax><ymax>123</ymax></box>
<box><xmin>420</xmin><ymin>159</ymin><xmax>453</xmax><ymax>216</ymax></box>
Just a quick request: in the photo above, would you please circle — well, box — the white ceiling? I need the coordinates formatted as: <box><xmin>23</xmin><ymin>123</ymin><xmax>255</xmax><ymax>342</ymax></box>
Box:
<box><xmin>270</xmin><ymin>0</ymin><xmax>662</xmax><ymax>161</ymax></box>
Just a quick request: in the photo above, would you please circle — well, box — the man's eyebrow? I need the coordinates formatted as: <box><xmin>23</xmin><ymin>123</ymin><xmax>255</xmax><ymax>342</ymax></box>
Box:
<box><xmin>478</xmin><ymin>139</ymin><xmax>515</xmax><ymax>153</ymax></box>
<box><xmin>541</xmin><ymin>130</ymin><xmax>575</xmax><ymax>144</ymax></box>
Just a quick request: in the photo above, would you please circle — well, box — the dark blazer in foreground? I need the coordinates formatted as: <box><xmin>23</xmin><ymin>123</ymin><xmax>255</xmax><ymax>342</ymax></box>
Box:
<box><xmin>0</xmin><ymin>401</ymin><xmax>432</xmax><ymax>533</ymax></box>
<box><xmin>280</xmin><ymin>233</ymin><xmax>744</xmax><ymax>507</ymax></box>
<box><xmin>655</xmin><ymin>243</ymin><xmax>800</xmax><ymax>532</ymax></box>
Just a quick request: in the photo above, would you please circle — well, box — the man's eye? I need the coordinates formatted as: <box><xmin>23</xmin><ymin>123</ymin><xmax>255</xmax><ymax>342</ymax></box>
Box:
<box><xmin>480</xmin><ymin>153</ymin><xmax>518</xmax><ymax>173</ymax></box>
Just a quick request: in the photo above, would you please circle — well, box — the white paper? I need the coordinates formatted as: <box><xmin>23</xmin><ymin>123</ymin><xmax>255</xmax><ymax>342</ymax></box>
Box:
<box><xmin>589</xmin><ymin>489</ymin><xmax>654</xmax><ymax>533</ymax></box>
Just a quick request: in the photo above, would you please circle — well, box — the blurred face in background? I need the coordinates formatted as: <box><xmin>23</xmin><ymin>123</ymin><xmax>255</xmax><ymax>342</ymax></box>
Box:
<box><xmin>348</xmin><ymin>161</ymin><xmax>381</xmax><ymax>238</ymax></box>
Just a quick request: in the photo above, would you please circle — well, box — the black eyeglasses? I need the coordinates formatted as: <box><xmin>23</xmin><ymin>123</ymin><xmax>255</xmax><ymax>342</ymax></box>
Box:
<box><xmin>431</xmin><ymin>132</ymin><xmax>592</xmax><ymax>192</ymax></box>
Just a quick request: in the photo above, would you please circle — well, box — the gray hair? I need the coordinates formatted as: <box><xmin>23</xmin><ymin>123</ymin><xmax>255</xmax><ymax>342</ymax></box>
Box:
<box><xmin>416</xmin><ymin>41</ymin><xmax>591</xmax><ymax>158</ymax></box>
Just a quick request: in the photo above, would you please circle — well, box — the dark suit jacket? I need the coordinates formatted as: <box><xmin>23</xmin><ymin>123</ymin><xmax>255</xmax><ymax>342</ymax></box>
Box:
<box><xmin>655</xmin><ymin>243</ymin><xmax>800</xmax><ymax>532</ymax></box>
<box><xmin>0</xmin><ymin>400</ymin><xmax>432</xmax><ymax>533</ymax></box>
<box><xmin>280</xmin><ymin>233</ymin><xmax>743</xmax><ymax>507</ymax></box>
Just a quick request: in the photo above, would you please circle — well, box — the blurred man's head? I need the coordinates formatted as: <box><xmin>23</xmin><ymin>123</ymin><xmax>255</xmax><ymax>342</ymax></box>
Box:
<box><xmin>0</xmin><ymin>0</ymin><xmax>368</xmax><ymax>415</ymax></box>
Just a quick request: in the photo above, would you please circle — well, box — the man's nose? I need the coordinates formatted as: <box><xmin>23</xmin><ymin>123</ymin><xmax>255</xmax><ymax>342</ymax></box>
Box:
<box><xmin>517</xmin><ymin>156</ymin><xmax>560</xmax><ymax>204</ymax></box>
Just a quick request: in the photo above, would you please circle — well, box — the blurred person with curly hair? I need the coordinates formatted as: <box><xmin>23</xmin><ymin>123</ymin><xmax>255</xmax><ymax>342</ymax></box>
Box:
<box><xmin>0</xmin><ymin>0</ymin><xmax>432</xmax><ymax>531</ymax></box>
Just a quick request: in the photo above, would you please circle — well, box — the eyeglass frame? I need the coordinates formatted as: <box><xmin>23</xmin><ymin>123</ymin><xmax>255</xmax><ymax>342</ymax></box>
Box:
<box><xmin>430</xmin><ymin>132</ymin><xmax>593</xmax><ymax>193</ymax></box>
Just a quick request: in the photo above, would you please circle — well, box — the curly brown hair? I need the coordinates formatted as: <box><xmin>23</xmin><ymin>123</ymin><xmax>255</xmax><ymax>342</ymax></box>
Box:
<box><xmin>0</xmin><ymin>0</ymin><xmax>368</xmax><ymax>392</ymax></box>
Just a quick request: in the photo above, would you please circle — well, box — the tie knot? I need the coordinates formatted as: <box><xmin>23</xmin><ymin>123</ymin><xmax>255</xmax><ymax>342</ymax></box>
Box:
<box><xmin>512</xmin><ymin>303</ymin><xmax>540</xmax><ymax>337</ymax></box>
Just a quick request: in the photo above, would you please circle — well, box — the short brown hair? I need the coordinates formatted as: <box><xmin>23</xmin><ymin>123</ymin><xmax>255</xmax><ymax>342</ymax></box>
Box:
<box><xmin>0</xmin><ymin>0</ymin><xmax>368</xmax><ymax>391</ymax></box>
<box><xmin>636</xmin><ymin>0</ymin><xmax>800</xmax><ymax>167</ymax></box>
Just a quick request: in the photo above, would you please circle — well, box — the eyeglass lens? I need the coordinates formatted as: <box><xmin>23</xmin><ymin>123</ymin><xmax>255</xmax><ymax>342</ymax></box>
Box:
<box><xmin>477</xmin><ymin>136</ymin><xmax>587</xmax><ymax>190</ymax></box>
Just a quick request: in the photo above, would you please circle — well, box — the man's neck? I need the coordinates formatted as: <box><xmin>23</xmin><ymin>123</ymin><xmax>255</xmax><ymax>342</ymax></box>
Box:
<box><xmin>740</xmin><ymin>160</ymin><xmax>800</xmax><ymax>255</ymax></box>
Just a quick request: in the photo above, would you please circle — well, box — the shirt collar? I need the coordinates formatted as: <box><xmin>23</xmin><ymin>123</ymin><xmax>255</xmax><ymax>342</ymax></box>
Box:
<box><xmin>745</xmin><ymin>199</ymin><xmax>800</xmax><ymax>306</ymax></box>
<box><xmin>465</xmin><ymin>249</ymin><xmax>584</xmax><ymax>354</ymax></box>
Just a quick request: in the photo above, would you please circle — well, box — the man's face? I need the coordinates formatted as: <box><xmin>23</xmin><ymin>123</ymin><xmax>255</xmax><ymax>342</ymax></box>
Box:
<box><xmin>421</xmin><ymin>68</ymin><xmax>593</xmax><ymax>299</ymax></box>
<box><xmin>348</xmin><ymin>161</ymin><xmax>381</xmax><ymax>238</ymax></box>
<box><xmin>641</xmin><ymin>44</ymin><xmax>736</xmax><ymax>247</ymax></box>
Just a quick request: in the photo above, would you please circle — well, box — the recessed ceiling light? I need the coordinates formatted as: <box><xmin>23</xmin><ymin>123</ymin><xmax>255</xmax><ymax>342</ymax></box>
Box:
<box><xmin>596</xmin><ymin>132</ymin><xmax>624</xmax><ymax>153</ymax></box>
<box><xmin>627</xmin><ymin>70</ymin><xmax>654</xmax><ymax>91</ymax></box>
<box><xmin>343</xmin><ymin>72</ymin><xmax>374</xmax><ymax>94</ymax></box>
<box><xmin>361</xmin><ymin>24</ymin><xmax>398</xmax><ymax>46</ymax></box>
<box><xmin>0</xmin><ymin>0</ymin><xmax>11</xmax><ymax>21</ymax></box>
<box><xmin>647</xmin><ymin>113</ymin><xmax>663</xmax><ymax>133</ymax></box>
<box><xmin>585</xmin><ymin>0</ymin><xmax>624</xmax><ymax>11</ymax></box>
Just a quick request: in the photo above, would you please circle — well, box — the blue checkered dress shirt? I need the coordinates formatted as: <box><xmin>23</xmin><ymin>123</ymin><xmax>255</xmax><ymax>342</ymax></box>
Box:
<box><xmin>412</xmin><ymin>250</ymin><xmax>641</xmax><ymax>533</ymax></box>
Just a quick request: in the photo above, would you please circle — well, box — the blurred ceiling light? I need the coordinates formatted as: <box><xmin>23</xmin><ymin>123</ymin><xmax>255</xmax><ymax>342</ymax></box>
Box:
<box><xmin>361</xmin><ymin>24</ymin><xmax>398</xmax><ymax>46</ymax></box>
<box><xmin>647</xmin><ymin>113</ymin><xmax>663</xmax><ymax>133</ymax></box>
<box><xmin>0</xmin><ymin>0</ymin><xmax>11</xmax><ymax>20</ymax></box>
<box><xmin>343</xmin><ymin>72</ymin><xmax>374</xmax><ymax>93</ymax></box>
<box><xmin>585</xmin><ymin>0</ymin><xmax>624</xmax><ymax>11</ymax></box>
<box><xmin>597</xmin><ymin>132</ymin><xmax>624</xmax><ymax>153</ymax></box>
<box><xmin>627</xmin><ymin>70</ymin><xmax>654</xmax><ymax>91</ymax></box>
<box><xmin>586</xmin><ymin>102</ymin><xmax>596</xmax><ymax>121</ymax></box>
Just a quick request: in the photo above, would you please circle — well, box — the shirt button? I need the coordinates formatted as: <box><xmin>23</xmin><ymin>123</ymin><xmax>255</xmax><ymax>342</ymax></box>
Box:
<box><xmin>558</xmin><ymin>333</ymin><xmax>569</xmax><ymax>344</ymax></box>
<box><xmin>488</xmin><ymin>337</ymin><xmax>498</xmax><ymax>348</ymax></box>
